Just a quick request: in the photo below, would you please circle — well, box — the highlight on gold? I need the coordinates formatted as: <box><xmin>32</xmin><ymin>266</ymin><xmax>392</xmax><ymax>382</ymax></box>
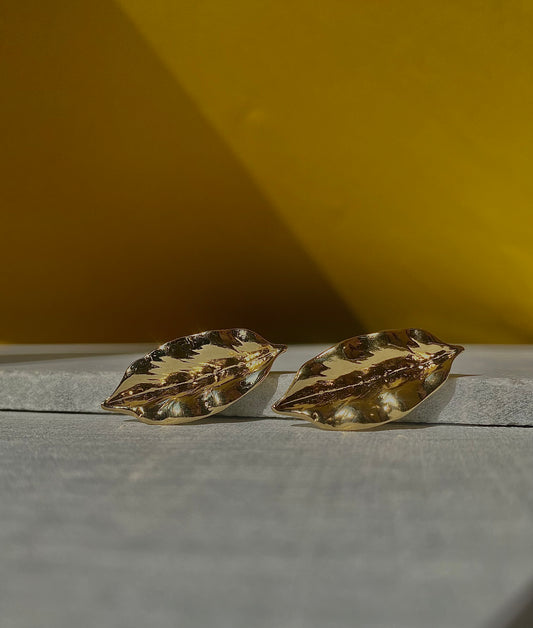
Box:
<box><xmin>102</xmin><ymin>329</ymin><xmax>286</xmax><ymax>424</ymax></box>
<box><xmin>273</xmin><ymin>329</ymin><xmax>464</xmax><ymax>431</ymax></box>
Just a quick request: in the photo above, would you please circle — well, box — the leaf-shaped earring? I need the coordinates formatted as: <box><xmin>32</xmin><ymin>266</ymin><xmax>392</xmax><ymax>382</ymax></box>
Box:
<box><xmin>102</xmin><ymin>328</ymin><xmax>286</xmax><ymax>425</ymax></box>
<box><xmin>272</xmin><ymin>328</ymin><xmax>463</xmax><ymax>431</ymax></box>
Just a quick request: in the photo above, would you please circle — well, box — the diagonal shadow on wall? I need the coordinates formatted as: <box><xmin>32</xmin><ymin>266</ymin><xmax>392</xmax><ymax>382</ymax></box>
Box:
<box><xmin>0</xmin><ymin>0</ymin><xmax>362</xmax><ymax>343</ymax></box>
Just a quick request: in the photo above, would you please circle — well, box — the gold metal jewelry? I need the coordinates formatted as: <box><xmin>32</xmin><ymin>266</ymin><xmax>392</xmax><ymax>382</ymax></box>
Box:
<box><xmin>272</xmin><ymin>328</ymin><xmax>463</xmax><ymax>431</ymax></box>
<box><xmin>102</xmin><ymin>328</ymin><xmax>286</xmax><ymax>425</ymax></box>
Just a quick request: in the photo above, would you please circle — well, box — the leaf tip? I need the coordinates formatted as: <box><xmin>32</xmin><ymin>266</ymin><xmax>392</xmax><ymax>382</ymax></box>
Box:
<box><xmin>271</xmin><ymin>396</ymin><xmax>293</xmax><ymax>415</ymax></box>
<box><xmin>101</xmin><ymin>395</ymin><xmax>119</xmax><ymax>412</ymax></box>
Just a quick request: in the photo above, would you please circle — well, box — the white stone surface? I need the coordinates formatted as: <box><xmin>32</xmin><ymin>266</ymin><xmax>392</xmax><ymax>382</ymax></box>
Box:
<box><xmin>1</xmin><ymin>412</ymin><xmax>533</xmax><ymax>628</ymax></box>
<box><xmin>0</xmin><ymin>344</ymin><xmax>532</xmax><ymax>425</ymax></box>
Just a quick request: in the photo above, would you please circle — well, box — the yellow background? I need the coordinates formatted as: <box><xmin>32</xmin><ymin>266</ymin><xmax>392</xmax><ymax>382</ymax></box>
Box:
<box><xmin>2</xmin><ymin>0</ymin><xmax>533</xmax><ymax>344</ymax></box>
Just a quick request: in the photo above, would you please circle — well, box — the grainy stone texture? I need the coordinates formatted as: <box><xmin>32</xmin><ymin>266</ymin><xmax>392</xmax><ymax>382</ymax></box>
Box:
<box><xmin>1</xmin><ymin>412</ymin><xmax>533</xmax><ymax>628</ymax></box>
<box><xmin>1</xmin><ymin>344</ymin><xmax>533</xmax><ymax>425</ymax></box>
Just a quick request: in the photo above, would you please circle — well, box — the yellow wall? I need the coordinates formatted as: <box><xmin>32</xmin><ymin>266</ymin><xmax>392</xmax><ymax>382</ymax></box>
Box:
<box><xmin>2</xmin><ymin>0</ymin><xmax>533</xmax><ymax>343</ymax></box>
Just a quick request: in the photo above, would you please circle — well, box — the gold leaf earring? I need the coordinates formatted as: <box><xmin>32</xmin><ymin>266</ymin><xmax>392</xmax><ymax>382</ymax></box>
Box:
<box><xmin>102</xmin><ymin>328</ymin><xmax>286</xmax><ymax>425</ymax></box>
<box><xmin>272</xmin><ymin>328</ymin><xmax>463</xmax><ymax>431</ymax></box>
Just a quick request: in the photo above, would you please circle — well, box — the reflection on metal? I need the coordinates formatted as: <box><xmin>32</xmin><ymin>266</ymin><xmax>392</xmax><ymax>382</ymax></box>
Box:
<box><xmin>272</xmin><ymin>329</ymin><xmax>463</xmax><ymax>431</ymax></box>
<box><xmin>102</xmin><ymin>329</ymin><xmax>286</xmax><ymax>424</ymax></box>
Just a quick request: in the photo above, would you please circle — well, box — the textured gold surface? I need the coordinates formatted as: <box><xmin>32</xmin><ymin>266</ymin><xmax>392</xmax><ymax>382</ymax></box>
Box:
<box><xmin>102</xmin><ymin>329</ymin><xmax>286</xmax><ymax>424</ymax></box>
<box><xmin>273</xmin><ymin>329</ymin><xmax>463</xmax><ymax>430</ymax></box>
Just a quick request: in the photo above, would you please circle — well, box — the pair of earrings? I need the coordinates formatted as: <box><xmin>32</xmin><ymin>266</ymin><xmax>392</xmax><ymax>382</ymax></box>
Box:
<box><xmin>102</xmin><ymin>328</ymin><xmax>463</xmax><ymax>431</ymax></box>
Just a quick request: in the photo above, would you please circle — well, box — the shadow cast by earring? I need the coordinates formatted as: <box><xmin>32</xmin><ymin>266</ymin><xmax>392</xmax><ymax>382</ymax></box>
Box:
<box><xmin>123</xmin><ymin>416</ymin><xmax>267</xmax><ymax>426</ymax></box>
<box><xmin>289</xmin><ymin>421</ymin><xmax>432</xmax><ymax>431</ymax></box>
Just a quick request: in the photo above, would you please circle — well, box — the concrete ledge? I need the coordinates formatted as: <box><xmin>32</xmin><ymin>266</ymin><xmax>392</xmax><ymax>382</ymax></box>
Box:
<box><xmin>0</xmin><ymin>344</ymin><xmax>532</xmax><ymax>425</ymax></box>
